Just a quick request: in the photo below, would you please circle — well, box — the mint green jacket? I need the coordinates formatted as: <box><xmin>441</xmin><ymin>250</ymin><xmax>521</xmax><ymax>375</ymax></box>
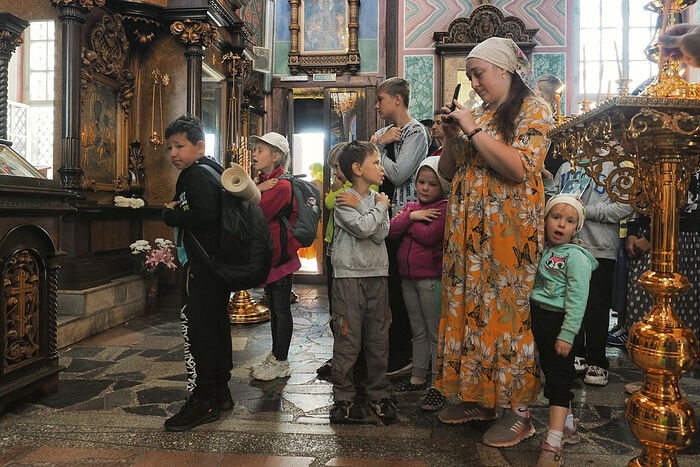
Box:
<box><xmin>530</xmin><ymin>243</ymin><xmax>599</xmax><ymax>344</ymax></box>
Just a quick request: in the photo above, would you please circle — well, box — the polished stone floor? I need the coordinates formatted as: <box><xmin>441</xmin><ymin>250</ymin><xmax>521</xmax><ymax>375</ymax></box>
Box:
<box><xmin>0</xmin><ymin>284</ymin><xmax>699</xmax><ymax>466</ymax></box>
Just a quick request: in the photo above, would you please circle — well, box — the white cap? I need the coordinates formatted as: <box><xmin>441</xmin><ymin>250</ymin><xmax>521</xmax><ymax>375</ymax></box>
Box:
<box><xmin>545</xmin><ymin>194</ymin><xmax>586</xmax><ymax>231</ymax></box>
<box><xmin>249</xmin><ymin>132</ymin><xmax>290</xmax><ymax>158</ymax></box>
<box><xmin>416</xmin><ymin>156</ymin><xmax>451</xmax><ymax>195</ymax></box>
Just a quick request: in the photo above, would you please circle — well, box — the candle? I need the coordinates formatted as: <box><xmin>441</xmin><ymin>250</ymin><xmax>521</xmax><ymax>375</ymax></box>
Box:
<box><xmin>607</xmin><ymin>80</ymin><xmax>612</xmax><ymax>98</ymax></box>
<box><xmin>555</xmin><ymin>92</ymin><xmax>561</xmax><ymax>117</ymax></box>
<box><xmin>582</xmin><ymin>46</ymin><xmax>587</xmax><ymax>103</ymax></box>
<box><xmin>614</xmin><ymin>41</ymin><xmax>623</xmax><ymax>79</ymax></box>
<box><xmin>596</xmin><ymin>62</ymin><xmax>604</xmax><ymax>106</ymax></box>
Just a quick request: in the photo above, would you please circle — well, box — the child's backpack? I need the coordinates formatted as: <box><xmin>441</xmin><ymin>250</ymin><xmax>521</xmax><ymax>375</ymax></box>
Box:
<box><xmin>277</xmin><ymin>174</ymin><xmax>321</xmax><ymax>247</ymax></box>
<box><xmin>190</xmin><ymin>164</ymin><xmax>273</xmax><ymax>290</ymax></box>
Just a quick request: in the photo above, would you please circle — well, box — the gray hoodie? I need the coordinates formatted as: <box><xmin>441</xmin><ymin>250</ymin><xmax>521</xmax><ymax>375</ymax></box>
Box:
<box><xmin>545</xmin><ymin>161</ymin><xmax>634</xmax><ymax>260</ymax></box>
<box><xmin>374</xmin><ymin>118</ymin><xmax>429</xmax><ymax>213</ymax></box>
<box><xmin>331</xmin><ymin>187</ymin><xmax>390</xmax><ymax>278</ymax></box>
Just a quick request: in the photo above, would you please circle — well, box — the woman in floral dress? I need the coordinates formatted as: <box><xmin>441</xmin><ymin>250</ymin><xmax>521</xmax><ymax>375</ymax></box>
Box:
<box><xmin>432</xmin><ymin>37</ymin><xmax>553</xmax><ymax>448</ymax></box>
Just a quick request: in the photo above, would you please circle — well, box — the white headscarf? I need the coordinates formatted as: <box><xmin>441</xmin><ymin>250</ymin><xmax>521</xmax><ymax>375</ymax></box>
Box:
<box><xmin>467</xmin><ymin>37</ymin><xmax>537</xmax><ymax>91</ymax></box>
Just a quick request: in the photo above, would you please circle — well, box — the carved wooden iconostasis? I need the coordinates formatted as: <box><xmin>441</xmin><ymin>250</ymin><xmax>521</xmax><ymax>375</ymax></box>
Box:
<box><xmin>433</xmin><ymin>5</ymin><xmax>539</xmax><ymax>109</ymax></box>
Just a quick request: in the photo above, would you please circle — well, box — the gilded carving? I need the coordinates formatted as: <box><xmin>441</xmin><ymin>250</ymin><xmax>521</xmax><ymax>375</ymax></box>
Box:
<box><xmin>0</xmin><ymin>31</ymin><xmax>23</xmax><ymax>58</ymax></box>
<box><xmin>3</xmin><ymin>250</ymin><xmax>41</xmax><ymax>372</ymax></box>
<box><xmin>170</xmin><ymin>20</ymin><xmax>220</xmax><ymax>48</ymax></box>
<box><xmin>81</xmin><ymin>14</ymin><xmax>135</xmax><ymax>115</ymax></box>
<box><xmin>434</xmin><ymin>5</ymin><xmax>538</xmax><ymax>46</ymax></box>
<box><xmin>122</xmin><ymin>15</ymin><xmax>162</xmax><ymax>46</ymax></box>
<box><xmin>114</xmin><ymin>141</ymin><xmax>145</xmax><ymax>194</ymax></box>
<box><xmin>51</xmin><ymin>0</ymin><xmax>105</xmax><ymax>11</ymax></box>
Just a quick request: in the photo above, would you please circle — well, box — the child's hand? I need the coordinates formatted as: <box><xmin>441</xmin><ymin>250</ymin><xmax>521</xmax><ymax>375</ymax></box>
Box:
<box><xmin>376</xmin><ymin>192</ymin><xmax>390</xmax><ymax>207</ymax></box>
<box><xmin>392</xmin><ymin>209</ymin><xmax>403</xmax><ymax>219</ymax></box>
<box><xmin>164</xmin><ymin>201</ymin><xmax>180</xmax><ymax>209</ymax></box>
<box><xmin>369</xmin><ymin>134</ymin><xmax>378</xmax><ymax>144</ymax></box>
<box><xmin>258</xmin><ymin>178</ymin><xmax>278</xmax><ymax>192</ymax></box>
<box><xmin>542</xmin><ymin>168</ymin><xmax>553</xmax><ymax>180</ymax></box>
<box><xmin>410</xmin><ymin>208</ymin><xmax>441</xmax><ymax>222</ymax></box>
<box><xmin>337</xmin><ymin>191</ymin><xmax>361</xmax><ymax>208</ymax></box>
<box><xmin>377</xmin><ymin>127</ymin><xmax>402</xmax><ymax>145</ymax></box>
<box><xmin>331</xmin><ymin>177</ymin><xmax>344</xmax><ymax>191</ymax></box>
<box><xmin>555</xmin><ymin>339</ymin><xmax>572</xmax><ymax>357</ymax></box>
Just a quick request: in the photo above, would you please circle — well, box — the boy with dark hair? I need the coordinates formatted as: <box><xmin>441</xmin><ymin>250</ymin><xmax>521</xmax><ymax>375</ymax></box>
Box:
<box><xmin>373</xmin><ymin>77</ymin><xmax>429</xmax><ymax>376</ymax></box>
<box><xmin>162</xmin><ymin>115</ymin><xmax>233</xmax><ymax>431</ymax></box>
<box><xmin>330</xmin><ymin>141</ymin><xmax>395</xmax><ymax>423</ymax></box>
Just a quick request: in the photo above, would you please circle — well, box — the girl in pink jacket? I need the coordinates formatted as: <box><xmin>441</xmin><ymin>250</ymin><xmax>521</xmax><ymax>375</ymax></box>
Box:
<box><xmin>388</xmin><ymin>156</ymin><xmax>448</xmax><ymax>411</ymax></box>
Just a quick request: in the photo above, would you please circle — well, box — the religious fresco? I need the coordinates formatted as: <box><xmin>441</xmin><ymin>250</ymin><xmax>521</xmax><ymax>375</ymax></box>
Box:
<box><xmin>302</xmin><ymin>0</ymin><xmax>348</xmax><ymax>52</ymax></box>
<box><xmin>403</xmin><ymin>0</ymin><xmax>566</xmax><ymax>49</ymax></box>
<box><xmin>241</xmin><ymin>0</ymin><xmax>265</xmax><ymax>46</ymax></box>
<box><xmin>404</xmin><ymin>55</ymin><xmax>434</xmax><ymax>120</ymax></box>
<box><xmin>274</xmin><ymin>0</ymin><xmax>378</xmax><ymax>74</ymax></box>
<box><xmin>81</xmin><ymin>81</ymin><xmax>118</xmax><ymax>185</ymax></box>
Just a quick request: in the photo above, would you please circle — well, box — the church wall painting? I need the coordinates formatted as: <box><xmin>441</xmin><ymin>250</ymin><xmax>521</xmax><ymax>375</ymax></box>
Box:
<box><xmin>301</xmin><ymin>0</ymin><xmax>349</xmax><ymax>53</ymax></box>
<box><xmin>404</xmin><ymin>55</ymin><xmax>434</xmax><ymax>121</ymax></box>
<box><xmin>274</xmin><ymin>0</ymin><xmax>379</xmax><ymax>74</ymax></box>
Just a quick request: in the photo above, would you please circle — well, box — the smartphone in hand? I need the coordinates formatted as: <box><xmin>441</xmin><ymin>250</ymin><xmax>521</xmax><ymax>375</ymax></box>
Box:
<box><xmin>444</xmin><ymin>84</ymin><xmax>461</xmax><ymax>123</ymax></box>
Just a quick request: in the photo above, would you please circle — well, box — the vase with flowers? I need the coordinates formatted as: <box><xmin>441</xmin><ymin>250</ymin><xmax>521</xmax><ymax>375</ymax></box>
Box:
<box><xmin>129</xmin><ymin>238</ymin><xmax>177</xmax><ymax>312</ymax></box>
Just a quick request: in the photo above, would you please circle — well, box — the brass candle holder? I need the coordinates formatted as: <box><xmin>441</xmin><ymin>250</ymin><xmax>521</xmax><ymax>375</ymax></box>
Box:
<box><xmin>616</xmin><ymin>78</ymin><xmax>633</xmax><ymax>96</ymax></box>
<box><xmin>228</xmin><ymin>290</ymin><xmax>270</xmax><ymax>324</ymax></box>
<box><xmin>578</xmin><ymin>98</ymin><xmax>593</xmax><ymax>113</ymax></box>
<box><xmin>549</xmin><ymin>96</ymin><xmax>699</xmax><ymax>467</ymax></box>
<box><xmin>150</xmin><ymin>68</ymin><xmax>169</xmax><ymax>148</ymax></box>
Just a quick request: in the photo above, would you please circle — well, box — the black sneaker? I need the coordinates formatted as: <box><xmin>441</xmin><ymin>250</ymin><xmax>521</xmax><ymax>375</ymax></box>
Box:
<box><xmin>316</xmin><ymin>359</ymin><xmax>332</xmax><ymax>378</ymax></box>
<box><xmin>216</xmin><ymin>386</ymin><xmax>234</xmax><ymax>411</ymax></box>
<box><xmin>329</xmin><ymin>401</ymin><xmax>354</xmax><ymax>423</ymax></box>
<box><xmin>393</xmin><ymin>379</ymin><xmax>429</xmax><ymax>393</ymax></box>
<box><xmin>164</xmin><ymin>396</ymin><xmax>220</xmax><ymax>432</ymax></box>
<box><xmin>370</xmin><ymin>398</ymin><xmax>397</xmax><ymax>421</ymax></box>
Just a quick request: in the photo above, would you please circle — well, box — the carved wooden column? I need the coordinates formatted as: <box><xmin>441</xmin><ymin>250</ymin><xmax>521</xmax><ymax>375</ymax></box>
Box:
<box><xmin>51</xmin><ymin>0</ymin><xmax>105</xmax><ymax>190</ymax></box>
<box><xmin>0</xmin><ymin>14</ymin><xmax>29</xmax><ymax>141</ymax></box>
<box><xmin>170</xmin><ymin>20</ymin><xmax>219</xmax><ymax>119</ymax></box>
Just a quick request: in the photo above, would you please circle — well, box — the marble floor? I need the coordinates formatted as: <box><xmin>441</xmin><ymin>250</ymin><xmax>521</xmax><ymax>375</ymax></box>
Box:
<box><xmin>0</xmin><ymin>284</ymin><xmax>699</xmax><ymax>466</ymax></box>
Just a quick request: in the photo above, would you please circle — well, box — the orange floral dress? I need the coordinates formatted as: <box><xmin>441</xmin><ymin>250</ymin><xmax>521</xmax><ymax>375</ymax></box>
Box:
<box><xmin>434</xmin><ymin>96</ymin><xmax>553</xmax><ymax>408</ymax></box>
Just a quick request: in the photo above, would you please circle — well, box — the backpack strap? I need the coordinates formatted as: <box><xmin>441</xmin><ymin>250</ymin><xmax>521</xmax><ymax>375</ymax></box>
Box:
<box><xmin>188</xmin><ymin>162</ymin><xmax>223</xmax><ymax>260</ymax></box>
<box><xmin>274</xmin><ymin>173</ymin><xmax>294</xmax><ymax>265</ymax></box>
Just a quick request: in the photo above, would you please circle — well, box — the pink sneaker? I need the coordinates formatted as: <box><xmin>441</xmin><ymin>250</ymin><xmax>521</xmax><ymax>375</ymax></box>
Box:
<box><xmin>537</xmin><ymin>441</ymin><xmax>563</xmax><ymax>467</ymax></box>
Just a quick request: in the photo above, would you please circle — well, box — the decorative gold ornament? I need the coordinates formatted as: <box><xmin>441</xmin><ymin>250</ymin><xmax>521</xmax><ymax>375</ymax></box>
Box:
<box><xmin>0</xmin><ymin>31</ymin><xmax>23</xmax><ymax>58</ymax></box>
<box><xmin>616</xmin><ymin>78</ymin><xmax>633</xmax><ymax>96</ymax></box>
<box><xmin>3</xmin><ymin>251</ymin><xmax>41</xmax><ymax>373</ymax></box>
<box><xmin>150</xmin><ymin>68</ymin><xmax>169</xmax><ymax>148</ymax></box>
<box><xmin>228</xmin><ymin>290</ymin><xmax>270</xmax><ymax>324</ymax></box>
<box><xmin>80</xmin><ymin>14</ymin><xmax>135</xmax><ymax>115</ymax></box>
<box><xmin>170</xmin><ymin>20</ymin><xmax>220</xmax><ymax>48</ymax></box>
<box><xmin>549</xmin><ymin>95</ymin><xmax>700</xmax><ymax>466</ymax></box>
<box><xmin>642</xmin><ymin>0</ymin><xmax>700</xmax><ymax>99</ymax></box>
<box><xmin>51</xmin><ymin>0</ymin><xmax>105</xmax><ymax>11</ymax></box>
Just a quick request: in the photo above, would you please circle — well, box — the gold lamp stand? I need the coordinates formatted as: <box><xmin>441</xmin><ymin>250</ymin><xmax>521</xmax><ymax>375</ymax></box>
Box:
<box><xmin>549</xmin><ymin>7</ymin><xmax>700</xmax><ymax>454</ymax></box>
<box><xmin>228</xmin><ymin>290</ymin><xmax>270</xmax><ymax>324</ymax></box>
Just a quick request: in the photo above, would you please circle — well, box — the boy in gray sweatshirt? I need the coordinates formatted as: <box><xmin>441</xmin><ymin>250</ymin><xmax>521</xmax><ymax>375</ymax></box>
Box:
<box><xmin>329</xmin><ymin>141</ymin><xmax>394</xmax><ymax>424</ymax></box>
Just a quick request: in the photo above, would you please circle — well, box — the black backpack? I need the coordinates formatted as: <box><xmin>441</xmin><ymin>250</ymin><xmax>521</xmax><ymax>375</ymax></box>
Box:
<box><xmin>190</xmin><ymin>164</ymin><xmax>273</xmax><ymax>290</ymax></box>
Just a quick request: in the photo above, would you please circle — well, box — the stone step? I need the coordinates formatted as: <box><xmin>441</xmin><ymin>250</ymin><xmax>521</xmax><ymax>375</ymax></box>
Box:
<box><xmin>57</xmin><ymin>275</ymin><xmax>147</xmax><ymax>348</ymax></box>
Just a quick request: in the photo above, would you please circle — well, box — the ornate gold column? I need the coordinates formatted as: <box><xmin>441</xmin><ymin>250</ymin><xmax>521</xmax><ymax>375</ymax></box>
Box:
<box><xmin>51</xmin><ymin>0</ymin><xmax>105</xmax><ymax>190</ymax></box>
<box><xmin>170</xmin><ymin>20</ymin><xmax>219</xmax><ymax>119</ymax></box>
<box><xmin>549</xmin><ymin>99</ymin><xmax>700</xmax><ymax>467</ymax></box>
<box><xmin>0</xmin><ymin>13</ymin><xmax>28</xmax><ymax>141</ymax></box>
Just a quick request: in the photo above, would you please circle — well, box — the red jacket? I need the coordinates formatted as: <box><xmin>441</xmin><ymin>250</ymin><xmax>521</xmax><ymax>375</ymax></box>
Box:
<box><xmin>388</xmin><ymin>198</ymin><xmax>447</xmax><ymax>280</ymax></box>
<box><xmin>257</xmin><ymin>166</ymin><xmax>301</xmax><ymax>284</ymax></box>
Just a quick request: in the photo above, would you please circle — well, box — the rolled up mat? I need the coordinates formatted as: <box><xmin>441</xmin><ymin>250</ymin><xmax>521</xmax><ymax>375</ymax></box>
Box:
<box><xmin>221</xmin><ymin>163</ymin><xmax>261</xmax><ymax>205</ymax></box>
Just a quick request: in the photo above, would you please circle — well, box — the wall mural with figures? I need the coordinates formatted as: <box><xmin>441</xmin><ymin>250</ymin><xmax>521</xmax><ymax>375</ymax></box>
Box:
<box><xmin>400</xmin><ymin>0</ymin><xmax>568</xmax><ymax>116</ymax></box>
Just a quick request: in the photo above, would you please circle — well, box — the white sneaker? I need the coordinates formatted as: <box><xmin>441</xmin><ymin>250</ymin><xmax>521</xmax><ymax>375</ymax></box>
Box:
<box><xmin>252</xmin><ymin>357</ymin><xmax>291</xmax><ymax>381</ymax></box>
<box><xmin>250</xmin><ymin>351</ymin><xmax>274</xmax><ymax>372</ymax></box>
<box><xmin>574</xmin><ymin>356</ymin><xmax>588</xmax><ymax>373</ymax></box>
<box><xmin>584</xmin><ymin>365</ymin><xmax>609</xmax><ymax>386</ymax></box>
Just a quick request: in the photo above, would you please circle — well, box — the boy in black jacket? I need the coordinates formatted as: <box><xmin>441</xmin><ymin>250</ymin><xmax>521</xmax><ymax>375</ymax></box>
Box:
<box><xmin>162</xmin><ymin>115</ymin><xmax>233</xmax><ymax>431</ymax></box>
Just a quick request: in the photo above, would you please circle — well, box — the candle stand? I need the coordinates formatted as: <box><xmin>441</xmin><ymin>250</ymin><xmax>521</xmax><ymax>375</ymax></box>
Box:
<box><xmin>548</xmin><ymin>95</ymin><xmax>699</xmax><ymax>466</ymax></box>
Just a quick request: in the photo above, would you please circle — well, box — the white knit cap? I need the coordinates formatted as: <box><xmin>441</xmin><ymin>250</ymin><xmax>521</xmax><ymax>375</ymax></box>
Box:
<box><xmin>416</xmin><ymin>156</ymin><xmax>450</xmax><ymax>195</ymax></box>
<box><xmin>545</xmin><ymin>194</ymin><xmax>586</xmax><ymax>231</ymax></box>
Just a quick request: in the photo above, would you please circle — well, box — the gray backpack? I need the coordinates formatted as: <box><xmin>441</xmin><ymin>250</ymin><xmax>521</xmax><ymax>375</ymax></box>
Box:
<box><xmin>277</xmin><ymin>174</ymin><xmax>321</xmax><ymax>248</ymax></box>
